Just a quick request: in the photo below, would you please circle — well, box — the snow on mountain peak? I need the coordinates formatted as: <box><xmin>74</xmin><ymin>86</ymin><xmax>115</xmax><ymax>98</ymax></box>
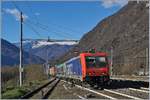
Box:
<box><xmin>32</xmin><ymin>40</ymin><xmax>78</xmax><ymax>48</ymax></box>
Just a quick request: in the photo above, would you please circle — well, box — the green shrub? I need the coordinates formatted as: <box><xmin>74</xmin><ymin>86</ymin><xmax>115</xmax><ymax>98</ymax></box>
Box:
<box><xmin>1</xmin><ymin>88</ymin><xmax>28</xmax><ymax>99</ymax></box>
<box><xmin>6</xmin><ymin>86</ymin><xmax>15</xmax><ymax>91</ymax></box>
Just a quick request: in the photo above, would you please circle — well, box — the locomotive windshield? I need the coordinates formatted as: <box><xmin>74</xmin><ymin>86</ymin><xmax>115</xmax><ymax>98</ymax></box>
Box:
<box><xmin>85</xmin><ymin>56</ymin><xmax>107</xmax><ymax>68</ymax></box>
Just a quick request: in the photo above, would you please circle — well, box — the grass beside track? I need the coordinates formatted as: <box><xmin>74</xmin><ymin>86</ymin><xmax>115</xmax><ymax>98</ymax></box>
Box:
<box><xmin>1</xmin><ymin>64</ymin><xmax>48</xmax><ymax>99</ymax></box>
<box><xmin>2</xmin><ymin>87</ymin><xmax>28</xmax><ymax>99</ymax></box>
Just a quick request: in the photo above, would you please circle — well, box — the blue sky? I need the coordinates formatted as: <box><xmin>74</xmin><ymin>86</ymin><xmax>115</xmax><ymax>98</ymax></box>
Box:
<box><xmin>2</xmin><ymin>0</ymin><xmax>128</xmax><ymax>43</ymax></box>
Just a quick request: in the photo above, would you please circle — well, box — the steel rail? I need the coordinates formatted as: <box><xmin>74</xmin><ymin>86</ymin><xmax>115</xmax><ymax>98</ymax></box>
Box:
<box><xmin>129</xmin><ymin>88</ymin><xmax>149</xmax><ymax>93</ymax></box>
<box><xmin>20</xmin><ymin>78</ymin><xmax>56</xmax><ymax>99</ymax></box>
<box><xmin>104</xmin><ymin>89</ymin><xmax>142</xmax><ymax>99</ymax></box>
<box><xmin>42</xmin><ymin>79</ymin><xmax>60</xmax><ymax>99</ymax></box>
<box><xmin>141</xmin><ymin>87</ymin><xmax>149</xmax><ymax>91</ymax></box>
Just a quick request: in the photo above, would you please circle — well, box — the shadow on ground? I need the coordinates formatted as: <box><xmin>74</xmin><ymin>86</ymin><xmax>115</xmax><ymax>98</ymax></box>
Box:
<box><xmin>104</xmin><ymin>79</ymin><xmax>149</xmax><ymax>89</ymax></box>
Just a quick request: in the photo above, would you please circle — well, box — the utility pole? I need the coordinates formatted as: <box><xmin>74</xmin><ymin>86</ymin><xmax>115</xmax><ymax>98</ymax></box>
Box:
<box><xmin>145</xmin><ymin>48</ymin><xmax>148</xmax><ymax>76</ymax></box>
<box><xmin>110</xmin><ymin>46</ymin><xmax>113</xmax><ymax>76</ymax></box>
<box><xmin>147</xmin><ymin>1</ymin><xmax>150</xmax><ymax>75</ymax></box>
<box><xmin>19</xmin><ymin>12</ymin><xmax>23</xmax><ymax>87</ymax></box>
<box><xmin>46</xmin><ymin>45</ymin><xmax>50</xmax><ymax>78</ymax></box>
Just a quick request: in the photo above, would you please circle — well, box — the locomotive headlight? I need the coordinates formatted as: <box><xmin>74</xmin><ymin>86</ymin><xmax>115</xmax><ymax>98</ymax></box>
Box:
<box><xmin>89</xmin><ymin>73</ymin><xmax>92</xmax><ymax>75</ymax></box>
<box><xmin>101</xmin><ymin>72</ymin><xmax>106</xmax><ymax>75</ymax></box>
<box><xmin>87</xmin><ymin>72</ymin><xmax>92</xmax><ymax>76</ymax></box>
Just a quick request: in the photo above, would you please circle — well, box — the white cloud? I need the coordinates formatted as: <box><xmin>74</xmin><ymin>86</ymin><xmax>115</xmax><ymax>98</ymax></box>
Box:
<box><xmin>101</xmin><ymin>0</ymin><xmax>128</xmax><ymax>8</ymax></box>
<box><xmin>35</xmin><ymin>12</ymin><xmax>40</xmax><ymax>16</ymax></box>
<box><xmin>4</xmin><ymin>8</ymin><xmax>28</xmax><ymax>21</ymax></box>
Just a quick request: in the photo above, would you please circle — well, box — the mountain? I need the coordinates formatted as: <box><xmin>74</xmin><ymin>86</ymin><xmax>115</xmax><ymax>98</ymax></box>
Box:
<box><xmin>1</xmin><ymin>39</ymin><xmax>45</xmax><ymax>66</ymax></box>
<box><xmin>56</xmin><ymin>1</ymin><xmax>149</xmax><ymax>75</ymax></box>
<box><xmin>14</xmin><ymin>39</ymin><xmax>78</xmax><ymax>61</ymax></box>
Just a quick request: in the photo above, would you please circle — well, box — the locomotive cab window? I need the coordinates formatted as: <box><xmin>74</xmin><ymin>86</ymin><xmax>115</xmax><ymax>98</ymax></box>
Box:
<box><xmin>85</xmin><ymin>56</ymin><xmax>107</xmax><ymax>68</ymax></box>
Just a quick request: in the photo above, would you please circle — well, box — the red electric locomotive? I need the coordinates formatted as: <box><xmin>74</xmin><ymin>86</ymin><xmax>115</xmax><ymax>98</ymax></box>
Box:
<box><xmin>80</xmin><ymin>51</ymin><xmax>109</xmax><ymax>86</ymax></box>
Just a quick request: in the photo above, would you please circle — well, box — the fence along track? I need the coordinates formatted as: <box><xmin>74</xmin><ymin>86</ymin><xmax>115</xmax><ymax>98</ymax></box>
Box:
<box><xmin>20</xmin><ymin>78</ymin><xmax>56</xmax><ymax>99</ymax></box>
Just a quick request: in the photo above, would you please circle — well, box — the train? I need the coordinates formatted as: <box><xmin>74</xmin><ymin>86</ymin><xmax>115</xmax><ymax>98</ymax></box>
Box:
<box><xmin>49</xmin><ymin>49</ymin><xmax>110</xmax><ymax>87</ymax></box>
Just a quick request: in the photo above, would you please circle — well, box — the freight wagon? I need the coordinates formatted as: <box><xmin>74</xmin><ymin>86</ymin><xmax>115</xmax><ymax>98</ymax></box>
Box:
<box><xmin>49</xmin><ymin>66</ymin><xmax>56</xmax><ymax>76</ymax></box>
<box><xmin>55</xmin><ymin>63</ymin><xmax>66</xmax><ymax>77</ymax></box>
<box><xmin>56</xmin><ymin>50</ymin><xmax>110</xmax><ymax>86</ymax></box>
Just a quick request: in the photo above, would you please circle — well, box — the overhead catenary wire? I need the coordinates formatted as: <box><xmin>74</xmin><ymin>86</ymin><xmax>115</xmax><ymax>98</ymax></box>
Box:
<box><xmin>11</xmin><ymin>3</ymin><xmax>48</xmax><ymax>41</ymax></box>
<box><xmin>11</xmin><ymin>1</ymin><xmax>50</xmax><ymax>39</ymax></box>
<box><xmin>11</xmin><ymin>1</ymin><xmax>22</xmax><ymax>12</ymax></box>
<box><xmin>24</xmin><ymin>0</ymin><xmax>81</xmax><ymax>39</ymax></box>
<box><xmin>25</xmin><ymin>18</ymin><xmax>76</xmax><ymax>40</ymax></box>
<box><xmin>25</xmin><ymin>18</ymin><xmax>79</xmax><ymax>39</ymax></box>
<box><xmin>25</xmin><ymin>20</ymin><xmax>71</xmax><ymax>39</ymax></box>
<box><xmin>12</xmin><ymin>1</ymin><xmax>78</xmax><ymax>39</ymax></box>
<box><xmin>25</xmin><ymin>0</ymin><xmax>80</xmax><ymax>35</ymax></box>
<box><xmin>25</xmin><ymin>0</ymin><xmax>39</xmax><ymax>24</ymax></box>
<box><xmin>11</xmin><ymin>1</ymin><xmax>71</xmax><ymax>41</ymax></box>
<box><xmin>24</xmin><ymin>22</ymin><xmax>43</xmax><ymax>38</ymax></box>
<box><xmin>25</xmin><ymin>0</ymin><xmax>50</xmax><ymax>30</ymax></box>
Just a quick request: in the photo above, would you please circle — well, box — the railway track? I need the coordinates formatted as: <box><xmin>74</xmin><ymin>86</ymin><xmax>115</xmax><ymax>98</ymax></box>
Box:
<box><xmin>20</xmin><ymin>78</ymin><xmax>59</xmax><ymax>99</ymax></box>
<box><xmin>61</xmin><ymin>80</ymin><xmax>149</xmax><ymax>99</ymax></box>
<box><xmin>20</xmin><ymin>78</ymin><xmax>149</xmax><ymax>99</ymax></box>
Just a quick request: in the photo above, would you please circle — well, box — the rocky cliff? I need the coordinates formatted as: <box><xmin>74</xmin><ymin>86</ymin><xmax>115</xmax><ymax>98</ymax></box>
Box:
<box><xmin>56</xmin><ymin>1</ymin><xmax>149</xmax><ymax>75</ymax></box>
